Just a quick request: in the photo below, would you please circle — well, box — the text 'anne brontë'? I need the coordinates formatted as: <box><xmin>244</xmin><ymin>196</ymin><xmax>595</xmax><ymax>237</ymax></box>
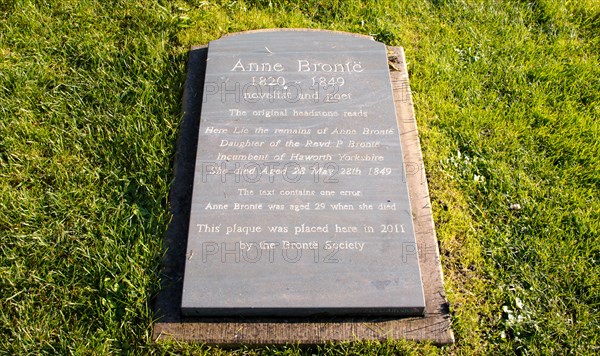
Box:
<box><xmin>230</xmin><ymin>59</ymin><xmax>365</xmax><ymax>73</ymax></box>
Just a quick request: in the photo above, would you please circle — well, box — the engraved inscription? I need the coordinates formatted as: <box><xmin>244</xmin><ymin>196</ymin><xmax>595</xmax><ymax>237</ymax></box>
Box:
<box><xmin>196</xmin><ymin>54</ymin><xmax>411</xmax><ymax>253</ymax></box>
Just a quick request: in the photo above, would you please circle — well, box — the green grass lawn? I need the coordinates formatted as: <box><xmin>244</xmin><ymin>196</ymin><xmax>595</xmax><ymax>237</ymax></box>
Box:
<box><xmin>1</xmin><ymin>0</ymin><xmax>598</xmax><ymax>354</ymax></box>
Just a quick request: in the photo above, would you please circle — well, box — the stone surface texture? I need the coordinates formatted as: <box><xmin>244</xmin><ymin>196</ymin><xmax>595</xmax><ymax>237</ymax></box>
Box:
<box><xmin>181</xmin><ymin>30</ymin><xmax>425</xmax><ymax>317</ymax></box>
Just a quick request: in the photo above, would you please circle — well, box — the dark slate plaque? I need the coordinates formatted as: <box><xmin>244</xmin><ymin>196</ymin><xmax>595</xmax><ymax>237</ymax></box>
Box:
<box><xmin>181</xmin><ymin>30</ymin><xmax>425</xmax><ymax>317</ymax></box>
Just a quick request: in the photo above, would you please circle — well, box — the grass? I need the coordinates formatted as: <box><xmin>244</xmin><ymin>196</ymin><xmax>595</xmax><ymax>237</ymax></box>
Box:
<box><xmin>1</xmin><ymin>0</ymin><xmax>598</xmax><ymax>354</ymax></box>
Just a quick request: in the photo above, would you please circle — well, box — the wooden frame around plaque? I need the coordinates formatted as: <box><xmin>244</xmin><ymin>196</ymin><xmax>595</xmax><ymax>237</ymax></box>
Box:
<box><xmin>153</xmin><ymin>29</ymin><xmax>453</xmax><ymax>345</ymax></box>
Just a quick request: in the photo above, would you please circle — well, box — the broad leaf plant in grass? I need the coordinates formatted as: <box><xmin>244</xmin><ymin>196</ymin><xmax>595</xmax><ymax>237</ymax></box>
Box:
<box><xmin>0</xmin><ymin>0</ymin><xmax>598</xmax><ymax>354</ymax></box>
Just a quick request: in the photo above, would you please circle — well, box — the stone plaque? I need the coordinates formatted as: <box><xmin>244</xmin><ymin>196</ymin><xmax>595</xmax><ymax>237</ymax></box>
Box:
<box><xmin>181</xmin><ymin>30</ymin><xmax>425</xmax><ymax>316</ymax></box>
